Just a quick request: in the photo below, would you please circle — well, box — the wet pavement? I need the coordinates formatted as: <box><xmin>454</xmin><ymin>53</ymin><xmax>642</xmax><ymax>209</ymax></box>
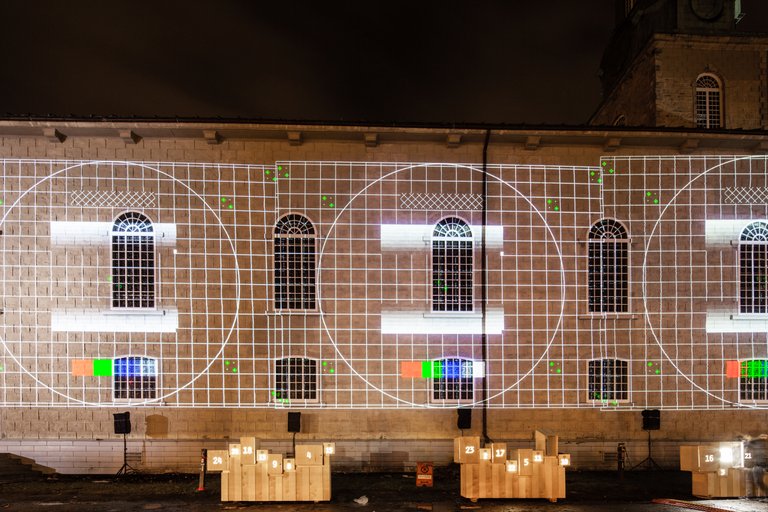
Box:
<box><xmin>2</xmin><ymin>467</ymin><xmax>768</xmax><ymax>512</ymax></box>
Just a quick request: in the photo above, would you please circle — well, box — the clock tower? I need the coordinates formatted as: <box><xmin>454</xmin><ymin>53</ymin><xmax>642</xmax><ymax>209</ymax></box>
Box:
<box><xmin>591</xmin><ymin>0</ymin><xmax>766</xmax><ymax>130</ymax></box>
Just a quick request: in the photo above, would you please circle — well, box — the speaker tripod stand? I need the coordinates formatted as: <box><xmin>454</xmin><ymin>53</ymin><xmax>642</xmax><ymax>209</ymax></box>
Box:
<box><xmin>115</xmin><ymin>432</ymin><xmax>137</xmax><ymax>476</ymax></box>
<box><xmin>632</xmin><ymin>430</ymin><xmax>661</xmax><ymax>470</ymax></box>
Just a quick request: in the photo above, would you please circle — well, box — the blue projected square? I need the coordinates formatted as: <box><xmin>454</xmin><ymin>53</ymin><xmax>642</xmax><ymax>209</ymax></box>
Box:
<box><xmin>444</xmin><ymin>360</ymin><xmax>461</xmax><ymax>379</ymax></box>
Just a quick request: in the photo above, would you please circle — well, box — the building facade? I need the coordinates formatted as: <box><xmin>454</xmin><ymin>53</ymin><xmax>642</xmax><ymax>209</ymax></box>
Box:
<box><xmin>1</xmin><ymin>0</ymin><xmax>768</xmax><ymax>476</ymax></box>
<box><xmin>0</xmin><ymin>122</ymin><xmax>766</xmax><ymax>473</ymax></box>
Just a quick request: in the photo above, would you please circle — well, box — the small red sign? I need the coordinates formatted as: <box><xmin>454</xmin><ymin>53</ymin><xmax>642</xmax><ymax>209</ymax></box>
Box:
<box><xmin>416</xmin><ymin>462</ymin><xmax>433</xmax><ymax>487</ymax></box>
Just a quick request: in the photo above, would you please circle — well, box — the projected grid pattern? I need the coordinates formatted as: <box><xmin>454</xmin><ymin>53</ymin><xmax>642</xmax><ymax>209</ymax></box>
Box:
<box><xmin>1</xmin><ymin>156</ymin><xmax>768</xmax><ymax>409</ymax></box>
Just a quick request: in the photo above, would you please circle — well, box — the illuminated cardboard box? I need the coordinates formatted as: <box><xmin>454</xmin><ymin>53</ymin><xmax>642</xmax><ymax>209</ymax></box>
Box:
<box><xmin>206</xmin><ymin>450</ymin><xmax>228</xmax><ymax>472</ymax></box>
<box><xmin>680</xmin><ymin>442</ymin><xmax>766</xmax><ymax>498</ymax></box>
<box><xmin>457</xmin><ymin>430</ymin><xmax>568</xmax><ymax>502</ymax></box>
<box><xmin>218</xmin><ymin>438</ymin><xmax>331</xmax><ymax>502</ymax></box>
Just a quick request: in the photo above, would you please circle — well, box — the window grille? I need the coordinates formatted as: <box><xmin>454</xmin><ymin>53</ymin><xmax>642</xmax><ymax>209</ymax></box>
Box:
<box><xmin>114</xmin><ymin>356</ymin><xmax>157</xmax><ymax>400</ymax></box>
<box><xmin>740</xmin><ymin>360</ymin><xmax>768</xmax><ymax>401</ymax></box>
<box><xmin>695</xmin><ymin>74</ymin><xmax>722</xmax><ymax>129</ymax></box>
<box><xmin>588</xmin><ymin>359</ymin><xmax>628</xmax><ymax>401</ymax></box>
<box><xmin>588</xmin><ymin>219</ymin><xmax>629</xmax><ymax>313</ymax></box>
<box><xmin>275</xmin><ymin>357</ymin><xmax>318</xmax><ymax>401</ymax></box>
<box><xmin>740</xmin><ymin>222</ymin><xmax>768</xmax><ymax>314</ymax></box>
<box><xmin>432</xmin><ymin>217</ymin><xmax>473</xmax><ymax>312</ymax></box>
<box><xmin>432</xmin><ymin>358</ymin><xmax>474</xmax><ymax>401</ymax></box>
<box><xmin>112</xmin><ymin>212</ymin><xmax>155</xmax><ymax>309</ymax></box>
<box><xmin>274</xmin><ymin>214</ymin><xmax>316</xmax><ymax>310</ymax></box>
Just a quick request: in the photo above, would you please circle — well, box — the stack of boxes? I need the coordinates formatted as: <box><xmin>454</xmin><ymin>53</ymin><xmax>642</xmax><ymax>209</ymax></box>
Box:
<box><xmin>680</xmin><ymin>442</ymin><xmax>765</xmax><ymax>497</ymax></box>
<box><xmin>455</xmin><ymin>430</ymin><xmax>569</xmax><ymax>502</ymax></box>
<box><xmin>207</xmin><ymin>437</ymin><xmax>334</xmax><ymax>502</ymax></box>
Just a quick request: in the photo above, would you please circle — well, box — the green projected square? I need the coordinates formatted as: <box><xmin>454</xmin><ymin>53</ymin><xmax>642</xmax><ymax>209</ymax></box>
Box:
<box><xmin>421</xmin><ymin>361</ymin><xmax>443</xmax><ymax>379</ymax></box>
<box><xmin>741</xmin><ymin>360</ymin><xmax>768</xmax><ymax>378</ymax></box>
<box><xmin>93</xmin><ymin>359</ymin><xmax>113</xmax><ymax>377</ymax></box>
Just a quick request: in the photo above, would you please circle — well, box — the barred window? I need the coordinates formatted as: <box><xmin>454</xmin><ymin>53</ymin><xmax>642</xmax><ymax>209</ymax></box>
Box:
<box><xmin>588</xmin><ymin>219</ymin><xmax>629</xmax><ymax>313</ymax></box>
<box><xmin>432</xmin><ymin>217</ymin><xmax>473</xmax><ymax>312</ymax></box>
<box><xmin>275</xmin><ymin>357</ymin><xmax>318</xmax><ymax>401</ymax></box>
<box><xmin>740</xmin><ymin>222</ymin><xmax>768</xmax><ymax>314</ymax></box>
<box><xmin>695</xmin><ymin>74</ymin><xmax>722</xmax><ymax>129</ymax></box>
<box><xmin>588</xmin><ymin>359</ymin><xmax>628</xmax><ymax>401</ymax></box>
<box><xmin>432</xmin><ymin>358</ymin><xmax>474</xmax><ymax>401</ymax></box>
<box><xmin>740</xmin><ymin>360</ymin><xmax>768</xmax><ymax>401</ymax></box>
<box><xmin>112</xmin><ymin>212</ymin><xmax>155</xmax><ymax>309</ymax></box>
<box><xmin>274</xmin><ymin>214</ymin><xmax>316</xmax><ymax>310</ymax></box>
<box><xmin>114</xmin><ymin>356</ymin><xmax>157</xmax><ymax>400</ymax></box>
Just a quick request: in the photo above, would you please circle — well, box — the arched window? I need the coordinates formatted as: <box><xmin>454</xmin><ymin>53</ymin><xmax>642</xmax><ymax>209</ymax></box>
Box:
<box><xmin>112</xmin><ymin>212</ymin><xmax>155</xmax><ymax>309</ymax></box>
<box><xmin>113</xmin><ymin>356</ymin><xmax>157</xmax><ymax>400</ymax></box>
<box><xmin>739</xmin><ymin>360</ymin><xmax>768</xmax><ymax>402</ymax></box>
<box><xmin>274</xmin><ymin>357</ymin><xmax>318</xmax><ymax>402</ymax></box>
<box><xmin>587</xmin><ymin>358</ymin><xmax>628</xmax><ymax>402</ymax></box>
<box><xmin>432</xmin><ymin>217</ymin><xmax>473</xmax><ymax>312</ymax></box>
<box><xmin>588</xmin><ymin>219</ymin><xmax>629</xmax><ymax>313</ymax></box>
<box><xmin>432</xmin><ymin>358</ymin><xmax>474</xmax><ymax>401</ymax></box>
<box><xmin>695</xmin><ymin>74</ymin><xmax>722</xmax><ymax>129</ymax></box>
<box><xmin>740</xmin><ymin>222</ymin><xmax>768</xmax><ymax>314</ymax></box>
<box><xmin>274</xmin><ymin>214</ymin><xmax>316</xmax><ymax>310</ymax></box>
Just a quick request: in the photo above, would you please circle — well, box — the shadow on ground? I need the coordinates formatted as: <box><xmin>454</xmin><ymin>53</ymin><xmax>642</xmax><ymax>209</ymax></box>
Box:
<box><xmin>2</xmin><ymin>464</ymin><xmax>768</xmax><ymax>511</ymax></box>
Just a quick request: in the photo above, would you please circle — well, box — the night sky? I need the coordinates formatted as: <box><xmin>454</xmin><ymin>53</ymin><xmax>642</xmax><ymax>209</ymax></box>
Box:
<box><xmin>1</xmin><ymin>1</ymin><xmax>766</xmax><ymax>125</ymax></box>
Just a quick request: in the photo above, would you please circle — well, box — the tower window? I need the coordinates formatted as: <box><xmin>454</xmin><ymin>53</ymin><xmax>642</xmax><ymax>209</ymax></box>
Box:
<box><xmin>274</xmin><ymin>214</ymin><xmax>316</xmax><ymax>310</ymax></box>
<box><xmin>432</xmin><ymin>217</ymin><xmax>473</xmax><ymax>312</ymax></box>
<box><xmin>695</xmin><ymin>74</ymin><xmax>722</xmax><ymax>129</ymax></box>
<box><xmin>112</xmin><ymin>212</ymin><xmax>155</xmax><ymax>309</ymax></box>
<box><xmin>588</xmin><ymin>219</ymin><xmax>629</xmax><ymax>313</ymax></box>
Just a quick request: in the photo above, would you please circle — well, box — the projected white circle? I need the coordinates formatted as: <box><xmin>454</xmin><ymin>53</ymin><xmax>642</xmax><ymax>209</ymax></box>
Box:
<box><xmin>641</xmin><ymin>156</ymin><xmax>760</xmax><ymax>407</ymax></box>
<box><xmin>317</xmin><ymin>163</ymin><xmax>566</xmax><ymax>407</ymax></box>
<box><xmin>0</xmin><ymin>161</ymin><xmax>240</xmax><ymax>406</ymax></box>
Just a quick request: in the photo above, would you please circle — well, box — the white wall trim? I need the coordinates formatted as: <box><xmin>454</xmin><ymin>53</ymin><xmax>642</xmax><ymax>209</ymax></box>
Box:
<box><xmin>381</xmin><ymin>308</ymin><xmax>504</xmax><ymax>334</ymax></box>
<box><xmin>50</xmin><ymin>221</ymin><xmax>177</xmax><ymax>246</ymax></box>
<box><xmin>380</xmin><ymin>224</ymin><xmax>503</xmax><ymax>250</ymax></box>
<box><xmin>51</xmin><ymin>308</ymin><xmax>179</xmax><ymax>333</ymax></box>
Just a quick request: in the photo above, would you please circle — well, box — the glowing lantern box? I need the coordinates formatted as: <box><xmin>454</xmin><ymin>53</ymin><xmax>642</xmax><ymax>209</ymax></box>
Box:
<box><xmin>219</xmin><ymin>438</ymin><xmax>332</xmax><ymax>502</ymax></box>
<box><xmin>457</xmin><ymin>431</ymin><xmax>567</xmax><ymax>502</ymax></box>
<box><xmin>454</xmin><ymin>436</ymin><xmax>481</xmax><ymax>464</ymax></box>
<box><xmin>296</xmin><ymin>444</ymin><xmax>324</xmax><ymax>466</ymax></box>
<box><xmin>680</xmin><ymin>442</ymin><xmax>764</xmax><ymax>498</ymax></box>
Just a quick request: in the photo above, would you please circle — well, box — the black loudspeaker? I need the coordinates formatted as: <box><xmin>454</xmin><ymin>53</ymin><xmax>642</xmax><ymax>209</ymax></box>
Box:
<box><xmin>457</xmin><ymin>408</ymin><xmax>472</xmax><ymax>430</ymax></box>
<box><xmin>642</xmin><ymin>409</ymin><xmax>660</xmax><ymax>431</ymax></box>
<box><xmin>288</xmin><ymin>412</ymin><xmax>301</xmax><ymax>433</ymax></box>
<box><xmin>113</xmin><ymin>412</ymin><xmax>131</xmax><ymax>435</ymax></box>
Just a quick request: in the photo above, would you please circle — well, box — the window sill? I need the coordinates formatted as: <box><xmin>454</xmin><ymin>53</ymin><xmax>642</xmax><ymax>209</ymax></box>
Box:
<box><xmin>578</xmin><ymin>313</ymin><xmax>637</xmax><ymax>320</ymax></box>
<box><xmin>106</xmin><ymin>309</ymin><xmax>163</xmax><ymax>315</ymax></box>
<box><xmin>423</xmin><ymin>311</ymin><xmax>479</xmax><ymax>319</ymax></box>
<box><xmin>729</xmin><ymin>314</ymin><xmax>768</xmax><ymax>320</ymax></box>
<box><xmin>270</xmin><ymin>310</ymin><xmax>321</xmax><ymax>315</ymax></box>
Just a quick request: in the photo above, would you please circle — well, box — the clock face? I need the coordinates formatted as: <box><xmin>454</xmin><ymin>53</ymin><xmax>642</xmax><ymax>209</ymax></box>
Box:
<box><xmin>690</xmin><ymin>0</ymin><xmax>724</xmax><ymax>20</ymax></box>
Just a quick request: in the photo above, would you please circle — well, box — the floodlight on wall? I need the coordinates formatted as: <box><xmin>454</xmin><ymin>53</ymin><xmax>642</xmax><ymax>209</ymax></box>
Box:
<box><xmin>284</xmin><ymin>459</ymin><xmax>295</xmax><ymax>471</ymax></box>
<box><xmin>533</xmin><ymin>451</ymin><xmax>544</xmax><ymax>463</ymax></box>
<box><xmin>323</xmin><ymin>443</ymin><xmax>336</xmax><ymax>456</ymax></box>
<box><xmin>559</xmin><ymin>454</ymin><xmax>571</xmax><ymax>467</ymax></box>
<box><xmin>506</xmin><ymin>461</ymin><xmax>518</xmax><ymax>473</ymax></box>
<box><xmin>257</xmin><ymin>450</ymin><xmax>268</xmax><ymax>462</ymax></box>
